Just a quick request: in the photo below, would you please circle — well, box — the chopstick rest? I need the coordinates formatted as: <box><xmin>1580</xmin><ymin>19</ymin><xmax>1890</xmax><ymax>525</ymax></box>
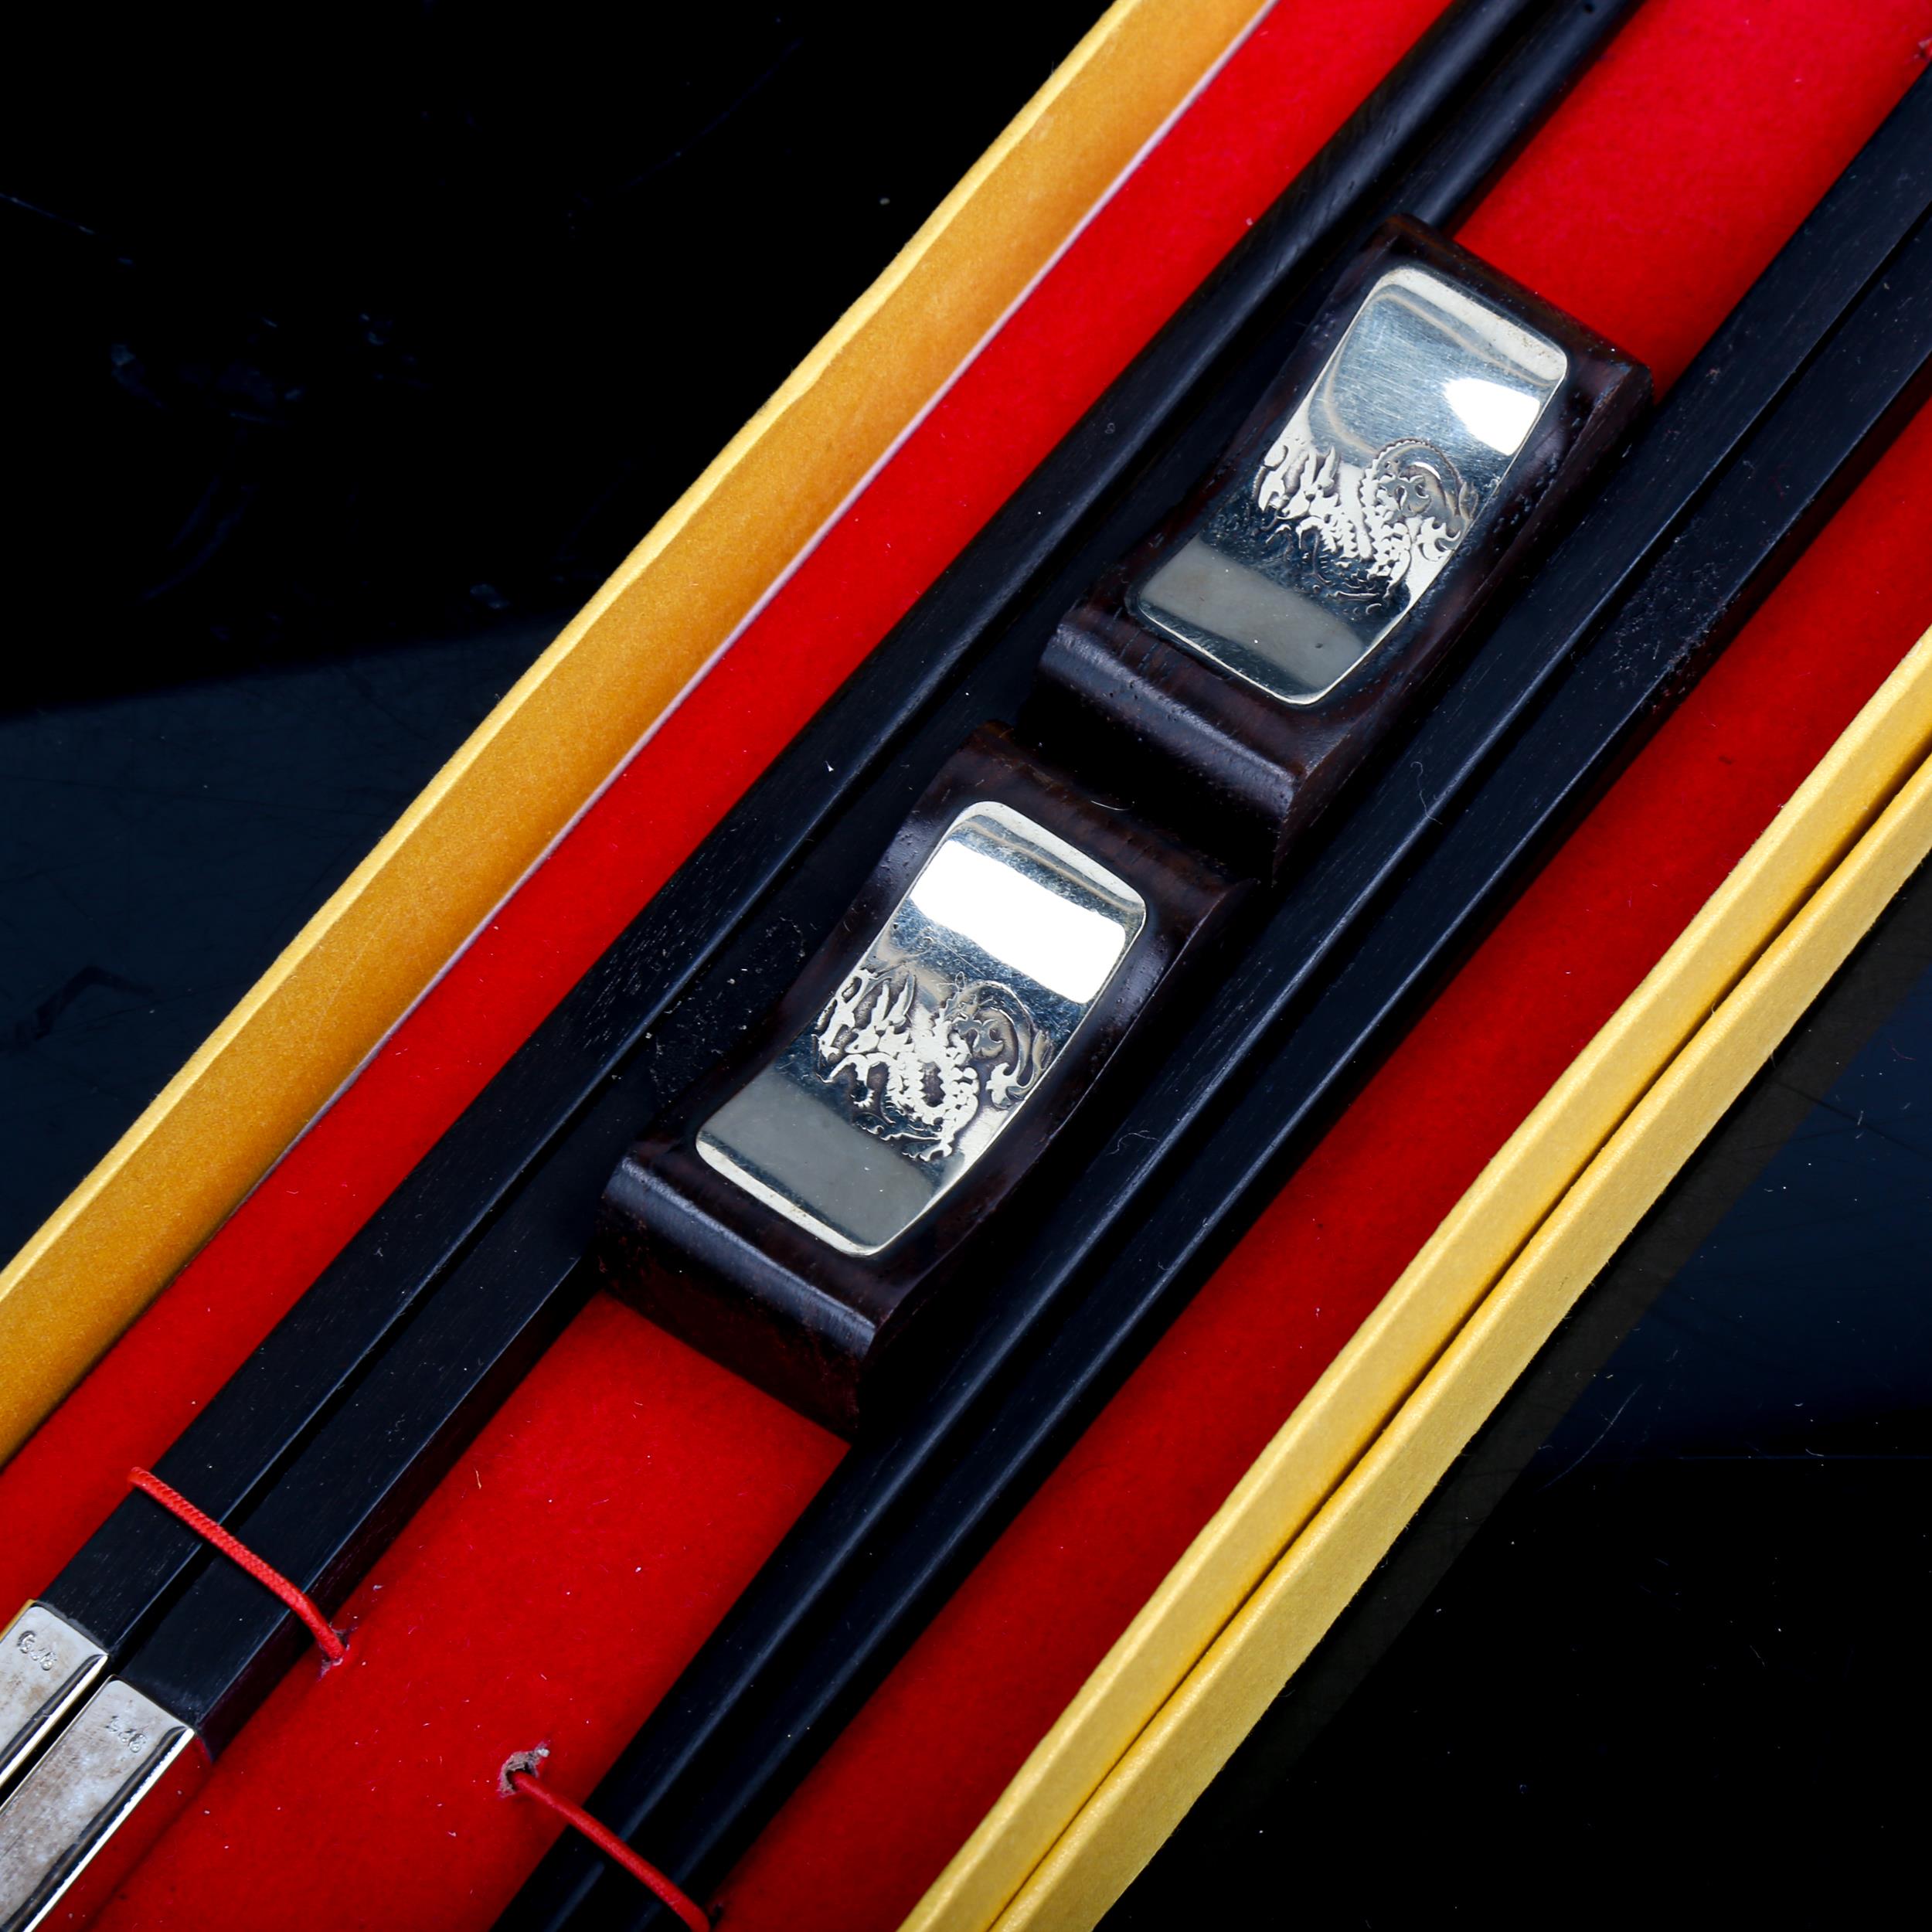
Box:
<box><xmin>1029</xmin><ymin>218</ymin><xmax>1646</xmax><ymax>879</ymax></box>
<box><xmin>600</xmin><ymin>727</ymin><xmax>1246</xmax><ymax>1434</ymax></box>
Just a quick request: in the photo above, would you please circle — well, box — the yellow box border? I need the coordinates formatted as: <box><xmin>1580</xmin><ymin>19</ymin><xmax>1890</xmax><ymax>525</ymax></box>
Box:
<box><xmin>907</xmin><ymin>627</ymin><xmax>1932</xmax><ymax>1931</ymax></box>
<box><xmin>0</xmin><ymin>0</ymin><xmax>1268</xmax><ymax>1460</ymax></box>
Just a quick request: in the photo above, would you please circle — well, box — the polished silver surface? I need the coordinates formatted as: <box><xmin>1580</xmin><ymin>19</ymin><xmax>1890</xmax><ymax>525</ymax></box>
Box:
<box><xmin>1132</xmin><ymin>262</ymin><xmax>1568</xmax><ymax>706</ymax></box>
<box><xmin>699</xmin><ymin>801</ymin><xmax>1145</xmax><ymax>1256</ymax></box>
<box><xmin>0</xmin><ymin>1607</ymin><xmax>108</xmax><ymax>1800</ymax></box>
<box><xmin>0</xmin><ymin>1679</ymin><xmax>202</xmax><ymax>1931</ymax></box>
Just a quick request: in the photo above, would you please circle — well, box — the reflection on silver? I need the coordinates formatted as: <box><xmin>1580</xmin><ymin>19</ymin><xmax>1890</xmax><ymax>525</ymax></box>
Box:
<box><xmin>0</xmin><ymin>1680</ymin><xmax>201</xmax><ymax>1932</ymax></box>
<box><xmin>0</xmin><ymin>1607</ymin><xmax>108</xmax><ymax>1799</ymax></box>
<box><xmin>699</xmin><ymin>803</ymin><xmax>1145</xmax><ymax>1255</ymax></box>
<box><xmin>1132</xmin><ymin>263</ymin><xmax>1568</xmax><ymax>706</ymax></box>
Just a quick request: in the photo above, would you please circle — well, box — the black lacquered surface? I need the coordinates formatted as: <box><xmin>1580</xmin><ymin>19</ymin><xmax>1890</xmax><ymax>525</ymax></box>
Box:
<box><xmin>1111</xmin><ymin>859</ymin><xmax>1932</xmax><ymax>1925</ymax></box>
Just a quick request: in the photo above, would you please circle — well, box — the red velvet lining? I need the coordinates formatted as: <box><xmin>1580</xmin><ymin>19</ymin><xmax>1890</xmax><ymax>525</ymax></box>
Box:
<box><xmin>3</xmin><ymin>3</ymin><xmax>1930</xmax><ymax>1927</ymax></box>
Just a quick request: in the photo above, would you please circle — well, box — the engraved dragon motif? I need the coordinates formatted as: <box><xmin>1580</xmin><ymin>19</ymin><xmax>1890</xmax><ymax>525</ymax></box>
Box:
<box><xmin>813</xmin><ymin>964</ymin><xmax>1050</xmax><ymax>1163</ymax></box>
<box><xmin>1223</xmin><ymin>429</ymin><xmax>1479</xmax><ymax>615</ymax></box>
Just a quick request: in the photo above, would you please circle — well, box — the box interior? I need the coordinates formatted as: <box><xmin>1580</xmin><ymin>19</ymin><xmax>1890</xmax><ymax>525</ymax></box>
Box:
<box><xmin>4</xmin><ymin>2</ymin><xmax>1932</xmax><ymax>1928</ymax></box>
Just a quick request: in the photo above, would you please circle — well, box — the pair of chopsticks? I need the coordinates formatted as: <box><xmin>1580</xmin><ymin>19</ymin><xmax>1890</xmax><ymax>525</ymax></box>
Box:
<box><xmin>509</xmin><ymin>38</ymin><xmax>1932</xmax><ymax>1932</ymax></box>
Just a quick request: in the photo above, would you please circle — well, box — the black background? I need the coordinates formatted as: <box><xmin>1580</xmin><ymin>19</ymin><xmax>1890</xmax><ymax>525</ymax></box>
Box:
<box><xmin>6</xmin><ymin>5</ymin><xmax>1930</xmax><ymax>1922</ymax></box>
<box><xmin>0</xmin><ymin>2</ymin><xmax>1099</xmax><ymax>1262</ymax></box>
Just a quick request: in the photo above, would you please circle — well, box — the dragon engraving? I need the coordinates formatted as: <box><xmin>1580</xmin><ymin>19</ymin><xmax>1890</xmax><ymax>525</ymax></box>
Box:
<box><xmin>1220</xmin><ymin>429</ymin><xmax>1479</xmax><ymax>617</ymax></box>
<box><xmin>813</xmin><ymin>964</ymin><xmax>1051</xmax><ymax>1163</ymax></box>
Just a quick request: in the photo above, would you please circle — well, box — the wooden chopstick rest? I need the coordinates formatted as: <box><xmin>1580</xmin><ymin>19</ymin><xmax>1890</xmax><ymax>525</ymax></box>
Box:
<box><xmin>1027</xmin><ymin>218</ymin><xmax>1647</xmax><ymax>881</ymax></box>
<box><xmin>600</xmin><ymin>727</ymin><xmax>1246</xmax><ymax>1435</ymax></box>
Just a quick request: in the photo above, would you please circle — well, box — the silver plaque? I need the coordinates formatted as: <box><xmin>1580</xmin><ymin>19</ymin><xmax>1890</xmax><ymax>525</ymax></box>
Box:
<box><xmin>0</xmin><ymin>1606</ymin><xmax>108</xmax><ymax>1801</ymax></box>
<box><xmin>0</xmin><ymin>1679</ymin><xmax>202</xmax><ymax>1932</ymax></box>
<box><xmin>1131</xmin><ymin>262</ymin><xmax>1568</xmax><ymax>706</ymax></box>
<box><xmin>698</xmin><ymin>802</ymin><xmax>1146</xmax><ymax>1256</ymax></box>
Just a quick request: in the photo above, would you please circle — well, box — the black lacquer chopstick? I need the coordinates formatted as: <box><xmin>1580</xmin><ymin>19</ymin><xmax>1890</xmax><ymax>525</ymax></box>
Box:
<box><xmin>507</xmin><ymin>70</ymin><xmax>1932</xmax><ymax>1930</ymax></box>
<box><xmin>1</xmin><ymin>0</ymin><xmax>1560</xmax><ymax>1786</ymax></box>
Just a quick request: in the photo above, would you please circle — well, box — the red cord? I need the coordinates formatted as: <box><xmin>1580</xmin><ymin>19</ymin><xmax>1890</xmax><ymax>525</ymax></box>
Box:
<box><xmin>130</xmin><ymin>1466</ymin><xmax>703</xmax><ymax>1920</ymax></box>
<box><xmin>509</xmin><ymin>1766</ymin><xmax>711</xmax><ymax>1930</ymax></box>
<box><xmin>128</xmin><ymin>1467</ymin><xmax>349</xmax><ymax>1666</ymax></box>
